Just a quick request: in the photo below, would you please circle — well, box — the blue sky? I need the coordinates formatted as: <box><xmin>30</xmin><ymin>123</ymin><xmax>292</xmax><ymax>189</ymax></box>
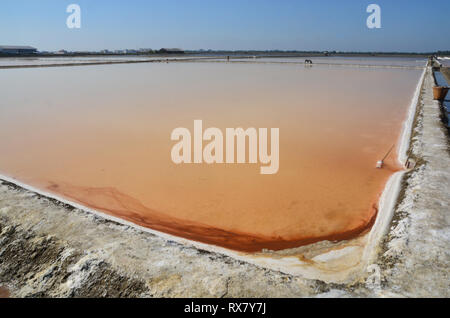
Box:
<box><xmin>1</xmin><ymin>0</ymin><xmax>449</xmax><ymax>52</ymax></box>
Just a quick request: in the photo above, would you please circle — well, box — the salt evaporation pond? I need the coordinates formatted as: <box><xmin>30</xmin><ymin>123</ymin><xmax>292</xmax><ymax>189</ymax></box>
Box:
<box><xmin>0</xmin><ymin>61</ymin><xmax>422</xmax><ymax>252</ymax></box>
<box><xmin>0</xmin><ymin>56</ymin><xmax>194</xmax><ymax>67</ymax></box>
<box><xmin>226</xmin><ymin>56</ymin><xmax>426</xmax><ymax>67</ymax></box>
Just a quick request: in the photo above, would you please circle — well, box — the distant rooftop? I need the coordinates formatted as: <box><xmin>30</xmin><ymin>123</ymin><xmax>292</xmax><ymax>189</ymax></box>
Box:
<box><xmin>0</xmin><ymin>45</ymin><xmax>37</xmax><ymax>50</ymax></box>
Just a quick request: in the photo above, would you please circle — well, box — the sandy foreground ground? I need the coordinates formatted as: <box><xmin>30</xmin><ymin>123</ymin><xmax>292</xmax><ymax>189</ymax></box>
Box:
<box><xmin>0</xmin><ymin>67</ymin><xmax>448</xmax><ymax>298</ymax></box>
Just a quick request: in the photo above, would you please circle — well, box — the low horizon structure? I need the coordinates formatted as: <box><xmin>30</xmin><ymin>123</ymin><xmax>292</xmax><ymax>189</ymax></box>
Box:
<box><xmin>0</xmin><ymin>45</ymin><xmax>37</xmax><ymax>55</ymax></box>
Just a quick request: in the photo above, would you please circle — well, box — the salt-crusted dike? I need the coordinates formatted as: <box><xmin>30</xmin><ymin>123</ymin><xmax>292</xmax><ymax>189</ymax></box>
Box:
<box><xmin>0</xmin><ymin>67</ymin><xmax>448</xmax><ymax>297</ymax></box>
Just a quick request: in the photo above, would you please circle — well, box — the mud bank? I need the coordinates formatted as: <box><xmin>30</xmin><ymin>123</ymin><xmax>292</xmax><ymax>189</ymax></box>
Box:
<box><xmin>0</xmin><ymin>67</ymin><xmax>448</xmax><ymax>297</ymax></box>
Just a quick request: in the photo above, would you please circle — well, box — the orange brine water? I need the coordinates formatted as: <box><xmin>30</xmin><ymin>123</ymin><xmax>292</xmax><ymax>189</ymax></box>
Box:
<box><xmin>0</xmin><ymin>62</ymin><xmax>422</xmax><ymax>251</ymax></box>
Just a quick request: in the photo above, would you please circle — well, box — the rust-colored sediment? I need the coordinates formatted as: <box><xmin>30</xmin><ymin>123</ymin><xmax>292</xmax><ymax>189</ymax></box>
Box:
<box><xmin>46</xmin><ymin>181</ymin><xmax>380</xmax><ymax>252</ymax></box>
<box><xmin>0</xmin><ymin>63</ymin><xmax>421</xmax><ymax>253</ymax></box>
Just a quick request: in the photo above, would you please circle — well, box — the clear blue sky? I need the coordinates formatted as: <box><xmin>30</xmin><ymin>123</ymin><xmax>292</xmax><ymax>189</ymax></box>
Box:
<box><xmin>1</xmin><ymin>0</ymin><xmax>449</xmax><ymax>52</ymax></box>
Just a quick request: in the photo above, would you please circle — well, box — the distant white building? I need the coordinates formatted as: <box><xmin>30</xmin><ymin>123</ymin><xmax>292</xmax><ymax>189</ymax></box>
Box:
<box><xmin>0</xmin><ymin>45</ymin><xmax>37</xmax><ymax>55</ymax></box>
<box><xmin>138</xmin><ymin>48</ymin><xmax>153</xmax><ymax>53</ymax></box>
